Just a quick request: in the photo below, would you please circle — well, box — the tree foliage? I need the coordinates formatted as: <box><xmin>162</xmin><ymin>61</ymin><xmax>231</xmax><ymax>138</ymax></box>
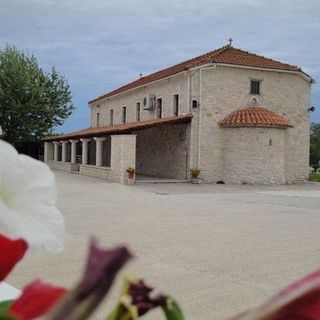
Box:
<box><xmin>310</xmin><ymin>122</ymin><xmax>320</xmax><ymax>166</ymax></box>
<box><xmin>0</xmin><ymin>45</ymin><xmax>73</xmax><ymax>145</ymax></box>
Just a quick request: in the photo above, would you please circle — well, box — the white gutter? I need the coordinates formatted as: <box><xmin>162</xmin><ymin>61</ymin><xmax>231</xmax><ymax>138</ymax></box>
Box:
<box><xmin>187</xmin><ymin>73</ymin><xmax>191</xmax><ymax>113</ymax></box>
<box><xmin>187</xmin><ymin>69</ymin><xmax>199</xmax><ymax>113</ymax></box>
<box><xmin>197</xmin><ymin>65</ymin><xmax>217</xmax><ymax>168</ymax></box>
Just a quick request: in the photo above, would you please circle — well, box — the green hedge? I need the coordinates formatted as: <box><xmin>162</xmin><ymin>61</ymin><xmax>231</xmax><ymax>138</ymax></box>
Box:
<box><xmin>309</xmin><ymin>173</ymin><xmax>320</xmax><ymax>182</ymax></box>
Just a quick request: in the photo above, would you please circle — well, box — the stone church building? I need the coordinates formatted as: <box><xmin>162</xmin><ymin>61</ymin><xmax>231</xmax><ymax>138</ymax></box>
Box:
<box><xmin>43</xmin><ymin>44</ymin><xmax>313</xmax><ymax>184</ymax></box>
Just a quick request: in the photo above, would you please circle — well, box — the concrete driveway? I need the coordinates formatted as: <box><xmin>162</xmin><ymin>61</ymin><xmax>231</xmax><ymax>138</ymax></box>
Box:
<box><xmin>9</xmin><ymin>171</ymin><xmax>320</xmax><ymax>319</ymax></box>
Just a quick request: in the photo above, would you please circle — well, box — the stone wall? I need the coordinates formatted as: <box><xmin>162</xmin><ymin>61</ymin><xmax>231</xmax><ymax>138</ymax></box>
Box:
<box><xmin>44</xmin><ymin>142</ymin><xmax>53</xmax><ymax>162</ymax></box>
<box><xmin>88</xmin><ymin>140</ymin><xmax>96</xmax><ymax>165</ymax></box>
<box><xmin>83</xmin><ymin>62</ymin><xmax>311</xmax><ymax>185</ymax></box>
<box><xmin>135</xmin><ymin>123</ymin><xmax>190</xmax><ymax>179</ymax></box>
<box><xmin>200</xmin><ymin>65</ymin><xmax>311</xmax><ymax>183</ymax></box>
<box><xmin>223</xmin><ymin>128</ymin><xmax>286</xmax><ymax>184</ymax></box>
<box><xmin>46</xmin><ymin>135</ymin><xmax>136</xmax><ymax>184</ymax></box>
<box><xmin>47</xmin><ymin>160</ymin><xmax>79</xmax><ymax>173</ymax></box>
<box><xmin>90</xmin><ymin>72</ymin><xmax>190</xmax><ymax>127</ymax></box>
<box><xmin>102</xmin><ymin>136</ymin><xmax>111</xmax><ymax>167</ymax></box>
<box><xmin>111</xmin><ymin>135</ymin><xmax>136</xmax><ymax>184</ymax></box>
<box><xmin>79</xmin><ymin>165</ymin><xmax>119</xmax><ymax>181</ymax></box>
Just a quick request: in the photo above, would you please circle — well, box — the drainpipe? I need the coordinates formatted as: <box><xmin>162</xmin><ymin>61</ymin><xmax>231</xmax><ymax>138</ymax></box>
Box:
<box><xmin>188</xmin><ymin>72</ymin><xmax>192</xmax><ymax>113</ymax></box>
<box><xmin>187</xmin><ymin>69</ymin><xmax>200</xmax><ymax>170</ymax></box>
<box><xmin>198</xmin><ymin>64</ymin><xmax>217</xmax><ymax>169</ymax></box>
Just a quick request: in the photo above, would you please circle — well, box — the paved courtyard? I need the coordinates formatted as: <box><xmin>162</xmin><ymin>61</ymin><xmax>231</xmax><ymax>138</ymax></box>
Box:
<box><xmin>9</xmin><ymin>171</ymin><xmax>320</xmax><ymax>319</ymax></box>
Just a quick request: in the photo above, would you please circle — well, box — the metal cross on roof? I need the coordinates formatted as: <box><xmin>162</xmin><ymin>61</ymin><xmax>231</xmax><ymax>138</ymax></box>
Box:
<box><xmin>228</xmin><ymin>37</ymin><xmax>233</xmax><ymax>46</ymax></box>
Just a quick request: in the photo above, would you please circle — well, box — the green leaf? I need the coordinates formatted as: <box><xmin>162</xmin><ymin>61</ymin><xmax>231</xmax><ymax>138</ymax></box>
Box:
<box><xmin>0</xmin><ymin>45</ymin><xmax>73</xmax><ymax>145</ymax></box>
<box><xmin>0</xmin><ymin>300</ymin><xmax>16</xmax><ymax>320</ymax></box>
<box><xmin>161</xmin><ymin>297</ymin><xmax>185</xmax><ymax>320</ymax></box>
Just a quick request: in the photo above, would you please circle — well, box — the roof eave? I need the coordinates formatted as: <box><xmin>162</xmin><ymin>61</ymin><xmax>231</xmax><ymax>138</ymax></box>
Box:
<box><xmin>88</xmin><ymin>68</ymin><xmax>190</xmax><ymax>105</ymax></box>
<box><xmin>219</xmin><ymin>124</ymin><xmax>292</xmax><ymax>129</ymax></box>
<box><xmin>214</xmin><ymin>63</ymin><xmax>313</xmax><ymax>83</ymax></box>
<box><xmin>43</xmin><ymin>115</ymin><xmax>193</xmax><ymax>142</ymax></box>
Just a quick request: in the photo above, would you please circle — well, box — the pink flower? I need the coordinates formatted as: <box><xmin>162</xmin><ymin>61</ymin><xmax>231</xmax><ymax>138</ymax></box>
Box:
<box><xmin>9</xmin><ymin>279</ymin><xmax>67</xmax><ymax>320</ymax></box>
<box><xmin>0</xmin><ymin>234</ymin><xmax>27</xmax><ymax>281</ymax></box>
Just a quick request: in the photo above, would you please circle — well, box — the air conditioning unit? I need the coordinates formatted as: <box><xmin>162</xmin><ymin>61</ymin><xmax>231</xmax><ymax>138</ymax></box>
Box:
<box><xmin>143</xmin><ymin>94</ymin><xmax>156</xmax><ymax>110</ymax></box>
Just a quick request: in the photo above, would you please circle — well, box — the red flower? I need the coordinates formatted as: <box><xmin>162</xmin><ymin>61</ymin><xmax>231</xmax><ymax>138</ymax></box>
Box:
<box><xmin>9</xmin><ymin>279</ymin><xmax>67</xmax><ymax>320</ymax></box>
<box><xmin>231</xmin><ymin>269</ymin><xmax>320</xmax><ymax>320</ymax></box>
<box><xmin>0</xmin><ymin>234</ymin><xmax>28</xmax><ymax>281</ymax></box>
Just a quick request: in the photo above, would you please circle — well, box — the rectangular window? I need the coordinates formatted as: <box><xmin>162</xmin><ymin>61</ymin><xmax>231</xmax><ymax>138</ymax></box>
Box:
<box><xmin>250</xmin><ymin>80</ymin><xmax>261</xmax><ymax>95</ymax></box>
<box><xmin>110</xmin><ymin>109</ymin><xmax>113</xmax><ymax>126</ymax></box>
<box><xmin>136</xmin><ymin>102</ymin><xmax>140</xmax><ymax>121</ymax></box>
<box><xmin>122</xmin><ymin>106</ymin><xmax>126</xmax><ymax>123</ymax></box>
<box><xmin>156</xmin><ymin>98</ymin><xmax>162</xmax><ymax>119</ymax></box>
<box><xmin>173</xmin><ymin>94</ymin><xmax>179</xmax><ymax>116</ymax></box>
<box><xmin>96</xmin><ymin>112</ymin><xmax>100</xmax><ymax>126</ymax></box>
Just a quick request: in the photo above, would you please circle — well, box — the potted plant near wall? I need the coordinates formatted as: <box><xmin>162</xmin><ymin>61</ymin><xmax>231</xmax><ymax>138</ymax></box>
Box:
<box><xmin>190</xmin><ymin>168</ymin><xmax>201</xmax><ymax>184</ymax></box>
<box><xmin>126</xmin><ymin>167</ymin><xmax>135</xmax><ymax>184</ymax></box>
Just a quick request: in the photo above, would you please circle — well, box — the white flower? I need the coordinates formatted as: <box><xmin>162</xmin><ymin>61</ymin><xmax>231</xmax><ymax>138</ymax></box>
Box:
<box><xmin>0</xmin><ymin>139</ymin><xmax>64</xmax><ymax>253</ymax></box>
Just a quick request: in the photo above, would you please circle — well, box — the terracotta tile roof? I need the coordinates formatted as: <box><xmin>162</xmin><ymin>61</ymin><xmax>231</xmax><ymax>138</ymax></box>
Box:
<box><xmin>219</xmin><ymin>107</ymin><xmax>292</xmax><ymax>128</ymax></box>
<box><xmin>43</xmin><ymin>114</ymin><xmax>193</xmax><ymax>141</ymax></box>
<box><xmin>89</xmin><ymin>45</ymin><xmax>306</xmax><ymax>104</ymax></box>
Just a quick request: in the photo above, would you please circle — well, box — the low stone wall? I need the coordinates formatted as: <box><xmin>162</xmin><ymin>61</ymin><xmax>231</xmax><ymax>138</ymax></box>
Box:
<box><xmin>47</xmin><ymin>160</ymin><xmax>79</xmax><ymax>173</ymax></box>
<box><xmin>79</xmin><ymin>165</ymin><xmax>121</xmax><ymax>182</ymax></box>
<box><xmin>46</xmin><ymin>133</ymin><xmax>136</xmax><ymax>185</ymax></box>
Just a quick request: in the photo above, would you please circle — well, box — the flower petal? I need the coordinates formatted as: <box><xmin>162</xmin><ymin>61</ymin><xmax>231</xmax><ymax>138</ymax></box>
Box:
<box><xmin>230</xmin><ymin>269</ymin><xmax>320</xmax><ymax>320</ymax></box>
<box><xmin>0</xmin><ymin>140</ymin><xmax>18</xmax><ymax>165</ymax></box>
<box><xmin>127</xmin><ymin>279</ymin><xmax>166</xmax><ymax>316</ymax></box>
<box><xmin>109</xmin><ymin>278</ymin><xmax>167</xmax><ymax>319</ymax></box>
<box><xmin>80</xmin><ymin>239</ymin><xmax>133</xmax><ymax>296</ymax></box>
<box><xmin>48</xmin><ymin>240</ymin><xmax>133</xmax><ymax>320</ymax></box>
<box><xmin>9</xmin><ymin>280</ymin><xmax>67</xmax><ymax>320</ymax></box>
<box><xmin>4</xmin><ymin>196</ymin><xmax>64</xmax><ymax>253</ymax></box>
<box><xmin>0</xmin><ymin>140</ymin><xmax>64</xmax><ymax>253</ymax></box>
<box><xmin>0</xmin><ymin>234</ymin><xmax>27</xmax><ymax>281</ymax></box>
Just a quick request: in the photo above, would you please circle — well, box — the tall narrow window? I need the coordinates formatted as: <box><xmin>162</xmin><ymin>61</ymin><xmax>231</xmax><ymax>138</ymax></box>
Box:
<box><xmin>96</xmin><ymin>112</ymin><xmax>100</xmax><ymax>126</ymax></box>
<box><xmin>250</xmin><ymin>80</ymin><xmax>261</xmax><ymax>95</ymax></box>
<box><xmin>122</xmin><ymin>106</ymin><xmax>126</xmax><ymax>123</ymax></box>
<box><xmin>173</xmin><ymin>94</ymin><xmax>179</xmax><ymax>116</ymax></box>
<box><xmin>136</xmin><ymin>102</ymin><xmax>141</xmax><ymax>121</ymax></box>
<box><xmin>110</xmin><ymin>109</ymin><xmax>113</xmax><ymax>126</ymax></box>
<box><xmin>156</xmin><ymin>98</ymin><xmax>162</xmax><ymax>119</ymax></box>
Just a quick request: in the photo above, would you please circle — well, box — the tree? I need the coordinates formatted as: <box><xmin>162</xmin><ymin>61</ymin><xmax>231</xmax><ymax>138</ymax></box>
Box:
<box><xmin>310</xmin><ymin>122</ymin><xmax>320</xmax><ymax>166</ymax></box>
<box><xmin>0</xmin><ymin>45</ymin><xmax>73</xmax><ymax>145</ymax></box>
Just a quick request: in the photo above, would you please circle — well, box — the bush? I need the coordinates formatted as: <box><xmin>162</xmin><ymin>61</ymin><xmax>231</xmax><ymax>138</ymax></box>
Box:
<box><xmin>309</xmin><ymin>172</ymin><xmax>320</xmax><ymax>182</ymax></box>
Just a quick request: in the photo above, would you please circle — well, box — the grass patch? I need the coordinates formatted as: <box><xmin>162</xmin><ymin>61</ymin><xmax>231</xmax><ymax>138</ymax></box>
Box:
<box><xmin>309</xmin><ymin>172</ymin><xmax>320</xmax><ymax>182</ymax></box>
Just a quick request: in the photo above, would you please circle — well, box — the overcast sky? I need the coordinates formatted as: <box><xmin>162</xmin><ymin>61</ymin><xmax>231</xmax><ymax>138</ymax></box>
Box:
<box><xmin>1</xmin><ymin>0</ymin><xmax>319</xmax><ymax>133</ymax></box>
